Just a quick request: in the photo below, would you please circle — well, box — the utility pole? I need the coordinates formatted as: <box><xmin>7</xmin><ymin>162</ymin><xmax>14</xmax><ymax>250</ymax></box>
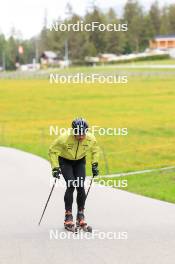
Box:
<box><xmin>64</xmin><ymin>3</ymin><xmax>73</xmax><ymax>67</ymax></box>
<box><xmin>64</xmin><ymin>40</ymin><xmax>69</xmax><ymax>66</ymax></box>
<box><xmin>2</xmin><ymin>51</ymin><xmax>6</xmax><ymax>71</ymax></box>
<box><xmin>35</xmin><ymin>38</ymin><xmax>39</xmax><ymax>64</ymax></box>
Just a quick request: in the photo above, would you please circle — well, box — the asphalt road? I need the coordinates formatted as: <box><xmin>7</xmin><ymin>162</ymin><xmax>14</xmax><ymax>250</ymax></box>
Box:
<box><xmin>0</xmin><ymin>147</ymin><xmax>175</xmax><ymax>264</ymax></box>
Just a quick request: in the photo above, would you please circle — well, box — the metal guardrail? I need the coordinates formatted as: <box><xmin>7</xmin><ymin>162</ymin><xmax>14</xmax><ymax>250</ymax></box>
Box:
<box><xmin>0</xmin><ymin>70</ymin><xmax>175</xmax><ymax>79</ymax></box>
<box><xmin>98</xmin><ymin>166</ymin><xmax>175</xmax><ymax>178</ymax></box>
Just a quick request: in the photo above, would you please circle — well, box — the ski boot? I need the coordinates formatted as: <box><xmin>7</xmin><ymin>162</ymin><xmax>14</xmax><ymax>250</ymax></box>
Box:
<box><xmin>76</xmin><ymin>210</ymin><xmax>92</xmax><ymax>233</ymax></box>
<box><xmin>64</xmin><ymin>210</ymin><xmax>75</xmax><ymax>232</ymax></box>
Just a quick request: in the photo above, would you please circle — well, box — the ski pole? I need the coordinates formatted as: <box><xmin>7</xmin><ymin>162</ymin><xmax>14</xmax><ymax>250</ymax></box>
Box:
<box><xmin>38</xmin><ymin>178</ymin><xmax>57</xmax><ymax>226</ymax></box>
<box><xmin>86</xmin><ymin>175</ymin><xmax>95</xmax><ymax>200</ymax></box>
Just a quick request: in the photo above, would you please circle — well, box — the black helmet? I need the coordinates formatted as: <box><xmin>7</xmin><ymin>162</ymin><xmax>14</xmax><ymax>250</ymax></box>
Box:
<box><xmin>72</xmin><ymin>118</ymin><xmax>88</xmax><ymax>135</ymax></box>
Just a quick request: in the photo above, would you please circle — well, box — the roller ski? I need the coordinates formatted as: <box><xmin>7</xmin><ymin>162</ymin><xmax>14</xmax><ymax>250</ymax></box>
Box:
<box><xmin>64</xmin><ymin>211</ymin><xmax>75</xmax><ymax>232</ymax></box>
<box><xmin>75</xmin><ymin>210</ymin><xmax>92</xmax><ymax>233</ymax></box>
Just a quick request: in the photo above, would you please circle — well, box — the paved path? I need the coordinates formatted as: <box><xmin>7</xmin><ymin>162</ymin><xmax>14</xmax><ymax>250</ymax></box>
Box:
<box><xmin>0</xmin><ymin>147</ymin><xmax>175</xmax><ymax>264</ymax></box>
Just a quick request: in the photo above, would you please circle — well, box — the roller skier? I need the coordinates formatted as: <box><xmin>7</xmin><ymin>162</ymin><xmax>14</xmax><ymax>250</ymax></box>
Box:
<box><xmin>49</xmin><ymin>118</ymin><xmax>100</xmax><ymax>232</ymax></box>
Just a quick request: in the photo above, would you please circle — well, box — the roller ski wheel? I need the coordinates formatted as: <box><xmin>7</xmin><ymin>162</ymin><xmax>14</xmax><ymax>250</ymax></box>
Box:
<box><xmin>75</xmin><ymin>222</ymin><xmax>92</xmax><ymax>233</ymax></box>
<box><xmin>64</xmin><ymin>224</ymin><xmax>75</xmax><ymax>232</ymax></box>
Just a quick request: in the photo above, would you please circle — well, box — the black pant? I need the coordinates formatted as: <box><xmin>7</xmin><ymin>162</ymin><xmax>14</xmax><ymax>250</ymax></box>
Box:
<box><xmin>59</xmin><ymin>156</ymin><xmax>86</xmax><ymax>211</ymax></box>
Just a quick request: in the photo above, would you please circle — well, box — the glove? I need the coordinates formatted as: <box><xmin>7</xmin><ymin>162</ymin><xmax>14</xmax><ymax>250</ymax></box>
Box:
<box><xmin>52</xmin><ymin>167</ymin><xmax>62</xmax><ymax>179</ymax></box>
<box><xmin>92</xmin><ymin>162</ymin><xmax>99</xmax><ymax>177</ymax></box>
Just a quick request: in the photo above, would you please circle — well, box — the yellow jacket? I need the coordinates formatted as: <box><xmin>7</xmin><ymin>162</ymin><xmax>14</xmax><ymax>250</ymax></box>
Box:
<box><xmin>49</xmin><ymin>132</ymin><xmax>100</xmax><ymax>169</ymax></box>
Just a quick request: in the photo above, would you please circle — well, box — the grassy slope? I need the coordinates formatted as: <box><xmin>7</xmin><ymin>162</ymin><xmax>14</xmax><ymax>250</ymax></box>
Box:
<box><xmin>96</xmin><ymin>168</ymin><xmax>175</xmax><ymax>203</ymax></box>
<box><xmin>0</xmin><ymin>66</ymin><xmax>175</xmax><ymax>202</ymax></box>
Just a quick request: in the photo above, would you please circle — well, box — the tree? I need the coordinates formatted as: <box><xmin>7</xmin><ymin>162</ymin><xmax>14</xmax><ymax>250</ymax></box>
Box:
<box><xmin>123</xmin><ymin>0</ymin><xmax>144</xmax><ymax>53</ymax></box>
<box><xmin>149</xmin><ymin>1</ymin><xmax>161</xmax><ymax>36</ymax></box>
<box><xmin>5</xmin><ymin>37</ymin><xmax>18</xmax><ymax>70</ymax></box>
<box><xmin>160</xmin><ymin>6</ymin><xmax>170</xmax><ymax>35</ymax></box>
<box><xmin>85</xmin><ymin>7</ymin><xmax>108</xmax><ymax>54</ymax></box>
<box><xmin>168</xmin><ymin>4</ymin><xmax>175</xmax><ymax>34</ymax></box>
<box><xmin>0</xmin><ymin>34</ymin><xmax>6</xmax><ymax>67</ymax></box>
<box><xmin>105</xmin><ymin>8</ymin><xmax>125</xmax><ymax>54</ymax></box>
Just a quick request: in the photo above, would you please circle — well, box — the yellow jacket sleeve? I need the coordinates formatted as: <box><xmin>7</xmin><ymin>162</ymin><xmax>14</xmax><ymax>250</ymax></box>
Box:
<box><xmin>91</xmin><ymin>137</ymin><xmax>100</xmax><ymax>164</ymax></box>
<box><xmin>48</xmin><ymin>137</ymin><xmax>63</xmax><ymax>169</ymax></box>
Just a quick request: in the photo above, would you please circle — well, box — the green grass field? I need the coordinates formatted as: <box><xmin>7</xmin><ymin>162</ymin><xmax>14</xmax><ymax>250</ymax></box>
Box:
<box><xmin>95</xmin><ymin>168</ymin><xmax>175</xmax><ymax>203</ymax></box>
<box><xmin>0</xmin><ymin>65</ymin><xmax>175</xmax><ymax>203</ymax></box>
